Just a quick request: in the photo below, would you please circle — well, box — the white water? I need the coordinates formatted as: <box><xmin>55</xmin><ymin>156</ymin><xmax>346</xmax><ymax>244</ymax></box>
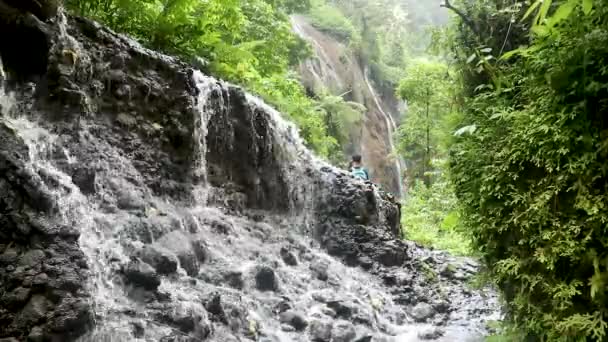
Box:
<box><xmin>363</xmin><ymin>68</ymin><xmax>404</xmax><ymax>198</ymax></box>
<box><xmin>0</xmin><ymin>35</ymin><xmax>498</xmax><ymax>339</ymax></box>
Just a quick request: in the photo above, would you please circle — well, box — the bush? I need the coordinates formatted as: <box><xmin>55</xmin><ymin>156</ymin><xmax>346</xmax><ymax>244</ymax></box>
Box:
<box><xmin>450</xmin><ymin>1</ymin><xmax>608</xmax><ymax>339</ymax></box>
<box><xmin>307</xmin><ymin>1</ymin><xmax>358</xmax><ymax>42</ymax></box>
<box><xmin>401</xmin><ymin>162</ymin><xmax>472</xmax><ymax>256</ymax></box>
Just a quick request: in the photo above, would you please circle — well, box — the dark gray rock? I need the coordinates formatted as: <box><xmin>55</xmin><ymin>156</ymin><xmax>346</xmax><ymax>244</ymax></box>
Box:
<box><xmin>123</xmin><ymin>259</ymin><xmax>161</xmax><ymax>290</ymax></box>
<box><xmin>331</xmin><ymin>321</ymin><xmax>356</xmax><ymax>342</ymax></box>
<box><xmin>279</xmin><ymin>247</ymin><xmax>298</xmax><ymax>266</ymax></box>
<box><xmin>224</xmin><ymin>271</ymin><xmax>244</xmax><ymax>289</ymax></box>
<box><xmin>279</xmin><ymin>310</ymin><xmax>307</xmax><ymax>331</ymax></box>
<box><xmin>327</xmin><ymin>300</ymin><xmax>353</xmax><ymax>319</ymax></box>
<box><xmin>411</xmin><ymin>303</ymin><xmax>435</xmax><ymax>322</ymax></box>
<box><xmin>140</xmin><ymin>245</ymin><xmax>179</xmax><ymax>275</ymax></box>
<box><xmin>418</xmin><ymin>327</ymin><xmax>445</xmax><ymax>340</ymax></box>
<box><xmin>309</xmin><ymin>320</ymin><xmax>332</xmax><ymax>342</ymax></box>
<box><xmin>191</xmin><ymin>239</ymin><xmax>209</xmax><ymax>264</ymax></box>
<box><xmin>255</xmin><ymin>266</ymin><xmax>278</xmax><ymax>292</ymax></box>
<box><xmin>310</xmin><ymin>260</ymin><xmax>329</xmax><ymax>281</ymax></box>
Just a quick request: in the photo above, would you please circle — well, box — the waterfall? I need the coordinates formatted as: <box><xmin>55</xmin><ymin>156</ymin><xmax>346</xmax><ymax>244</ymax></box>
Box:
<box><xmin>363</xmin><ymin>68</ymin><xmax>404</xmax><ymax>198</ymax></box>
<box><xmin>0</xmin><ymin>14</ymin><xmax>500</xmax><ymax>342</ymax></box>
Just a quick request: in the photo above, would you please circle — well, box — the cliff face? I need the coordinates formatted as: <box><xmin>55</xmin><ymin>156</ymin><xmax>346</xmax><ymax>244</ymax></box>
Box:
<box><xmin>291</xmin><ymin>15</ymin><xmax>404</xmax><ymax>197</ymax></box>
<box><xmin>0</xmin><ymin>4</ymin><xmax>498</xmax><ymax>342</ymax></box>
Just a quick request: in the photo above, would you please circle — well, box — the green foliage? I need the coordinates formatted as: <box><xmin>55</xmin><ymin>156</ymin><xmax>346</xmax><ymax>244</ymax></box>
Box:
<box><xmin>65</xmin><ymin>0</ymin><xmax>355</xmax><ymax>159</ymax></box>
<box><xmin>401</xmin><ymin>163</ymin><xmax>472</xmax><ymax>256</ymax></box>
<box><xmin>307</xmin><ymin>0</ymin><xmax>358</xmax><ymax>42</ymax></box>
<box><xmin>449</xmin><ymin>0</ymin><xmax>608</xmax><ymax>339</ymax></box>
<box><xmin>397</xmin><ymin>59</ymin><xmax>456</xmax><ymax>182</ymax></box>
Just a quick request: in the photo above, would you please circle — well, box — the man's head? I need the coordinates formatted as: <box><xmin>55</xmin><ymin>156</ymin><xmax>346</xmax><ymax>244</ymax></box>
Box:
<box><xmin>352</xmin><ymin>154</ymin><xmax>362</xmax><ymax>163</ymax></box>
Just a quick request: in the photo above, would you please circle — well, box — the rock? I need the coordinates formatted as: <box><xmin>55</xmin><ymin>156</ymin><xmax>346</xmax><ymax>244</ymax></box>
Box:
<box><xmin>19</xmin><ymin>249</ymin><xmax>45</xmax><ymax>267</ymax></box>
<box><xmin>310</xmin><ymin>260</ymin><xmax>329</xmax><ymax>281</ymax></box>
<box><xmin>411</xmin><ymin>303</ymin><xmax>435</xmax><ymax>322</ymax></box>
<box><xmin>131</xmin><ymin>321</ymin><xmax>145</xmax><ymax>338</ymax></box>
<box><xmin>326</xmin><ymin>301</ymin><xmax>353</xmax><ymax>319</ymax></box>
<box><xmin>204</xmin><ymin>294</ymin><xmax>227</xmax><ymax>324</ymax></box>
<box><xmin>123</xmin><ymin>259</ymin><xmax>161</xmax><ymax>290</ymax></box>
<box><xmin>224</xmin><ymin>271</ymin><xmax>244</xmax><ymax>289</ymax></box>
<box><xmin>27</xmin><ymin>326</ymin><xmax>45</xmax><ymax>342</ymax></box>
<box><xmin>358</xmin><ymin>256</ymin><xmax>373</xmax><ymax>270</ymax></box>
<box><xmin>354</xmin><ymin>336</ymin><xmax>373</xmax><ymax>342</ymax></box>
<box><xmin>255</xmin><ymin>266</ymin><xmax>278</xmax><ymax>292</ymax></box>
<box><xmin>281</xmin><ymin>324</ymin><xmax>296</xmax><ymax>332</ymax></box>
<box><xmin>140</xmin><ymin>245</ymin><xmax>179</xmax><ymax>275</ymax></box>
<box><xmin>279</xmin><ymin>310</ymin><xmax>307</xmax><ymax>331</ymax></box>
<box><xmin>191</xmin><ymin>239</ymin><xmax>209</xmax><ymax>264</ymax></box>
<box><xmin>157</xmin><ymin>231</ymin><xmax>200</xmax><ymax>277</ymax></box>
<box><xmin>279</xmin><ymin>247</ymin><xmax>298</xmax><ymax>266</ymax></box>
<box><xmin>177</xmin><ymin>252</ymin><xmax>199</xmax><ymax>277</ymax></box>
<box><xmin>3</xmin><ymin>287</ymin><xmax>31</xmax><ymax>309</ymax></box>
<box><xmin>418</xmin><ymin>327</ymin><xmax>445</xmax><ymax>340</ymax></box>
<box><xmin>20</xmin><ymin>295</ymin><xmax>48</xmax><ymax>325</ymax></box>
<box><xmin>331</xmin><ymin>321</ymin><xmax>356</xmax><ymax>342</ymax></box>
<box><xmin>309</xmin><ymin>320</ymin><xmax>332</xmax><ymax>342</ymax></box>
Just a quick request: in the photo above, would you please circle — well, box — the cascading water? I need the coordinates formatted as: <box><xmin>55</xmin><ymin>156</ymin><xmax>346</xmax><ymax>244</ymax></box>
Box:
<box><xmin>0</xmin><ymin>13</ymin><xmax>501</xmax><ymax>342</ymax></box>
<box><xmin>363</xmin><ymin>68</ymin><xmax>404</xmax><ymax>198</ymax></box>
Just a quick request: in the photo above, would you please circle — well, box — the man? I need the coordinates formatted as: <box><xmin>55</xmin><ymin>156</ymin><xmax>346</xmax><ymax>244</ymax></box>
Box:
<box><xmin>349</xmin><ymin>154</ymin><xmax>370</xmax><ymax>181</ymax></box>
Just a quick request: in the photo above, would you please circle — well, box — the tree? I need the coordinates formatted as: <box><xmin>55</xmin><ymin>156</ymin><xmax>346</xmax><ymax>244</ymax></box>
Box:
<box><xmin>397</xmin><ymin>59</ymin><xmax>452</xmax><ymax>184</ymax></box>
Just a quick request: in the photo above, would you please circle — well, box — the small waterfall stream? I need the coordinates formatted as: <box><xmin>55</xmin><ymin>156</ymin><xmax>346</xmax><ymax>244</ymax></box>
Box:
<box><xmin>362</xmin><ymin>68</ymin><xmax>404</xmax><ymax>198</ymax></box>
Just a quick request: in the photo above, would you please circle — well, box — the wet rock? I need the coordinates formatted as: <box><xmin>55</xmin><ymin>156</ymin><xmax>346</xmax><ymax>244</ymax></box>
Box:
<box><xmin>157</xmin><ymin>231</ymin><xmax>200</xmax><ymax>276</ymax></box>
<box><xmin>131</xmin><ymin>321</ymin><xmax>145</xmax><ymax>338</ymax></box>
<box><xmin>27</xmin><ymin>326</ymin><xmax>45</xmax><ymax>342</ymax></box>
<box><xmin>224</xmin><ymin>271</ymin><xmax>244</xmax><ymax>289</ymax></box>
<box><xmin>418</xmin><ymin>327</ymin><xmax>445</xmax><ymax>340</ymax></box>
<box><xmin>279</xmin><ymin>310</ymin><xmax>307</xmax><ymax>331</ymax></box>
<box><xmin>19</xmin><ymin>295</ymin><xmax>48</xmax><ymax>325</ymax></box>
<box><xmin>354</xmin><ymin>336</ymin><xmax>373</xmax><ymax>342</ymax></box>
<box><xmin>140</xmin><ymin>245</ymin><xmax>178</xmax><ymax>275</ymax></box>
<box><xmin>327</xmin><ymin>300</ymin><xmax>353</xmax><ymax>319</ymax></box>
<box><xmin>411</xmin><ymin>303</ymin><xmax>435</xmax><ymax>322</ymax></box>
<box><xmin>332</xmin><ymin>321</ymin><xmax>356</xmax><ymax>342</ymax></box>
<box><xmin>310</xmin><ymin>260</ymin><xmax>329</xmax><ymax>281</ymax></box>
<box><xmin>178</xmin><ymin>252</ymin><xmax>199</xmax><ymax>277</ymax></box>
<box><xmin>281</xmin><ymin>324</ymin><xmax>296</xmax><ymax>332</ymax></box>
<box><xmin>191</xmin><ymin>239</ymin><xmax>209</xmax><ymax>264</ymax></box>
<box><xmin>309</xmin><ymin>320</ymin><xmax>332</xmax><ymax>342</ymax></box>
<box><xmin>123</xmin><ymin>258</ymin><xmax>161</xmax><ymax>290</ymax></box>
<box><xmin>279</xmin><ymin>247</ymin><xmax>298</xmax><ymax>266</ymax></box>
<box><xmin>255</xmin><ymin>266</ymin><xmax>278</xmax><ymax>292</ymax></box>
<box><xmin>204</xmin><ymin>293</ymin><xmax>227</xmax><ymax>324</ymax></box>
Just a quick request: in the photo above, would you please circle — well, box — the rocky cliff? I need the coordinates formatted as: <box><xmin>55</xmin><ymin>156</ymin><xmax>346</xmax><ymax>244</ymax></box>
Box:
<box><xmin>291</xmin><ymin>15</ymin><xmax>404</xmax><ymax>197</ymax></box>
<box><xmin>0</xmin><ymin>4</ymin><xmax>498</xmax><ymax>342</ymax></box>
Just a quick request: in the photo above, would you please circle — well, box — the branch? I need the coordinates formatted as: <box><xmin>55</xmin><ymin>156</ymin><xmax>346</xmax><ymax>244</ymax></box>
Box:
<box><xmin>441</xmin><ymin>0</ymin><xmax>480</xmax><ymax>37</ymax></box>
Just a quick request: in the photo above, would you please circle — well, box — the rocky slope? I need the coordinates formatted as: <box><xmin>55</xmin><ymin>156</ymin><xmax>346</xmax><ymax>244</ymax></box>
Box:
<box><xmin>0</xmin><ymin>4</ymin><xmax>499</xmax><ymax>342</ymax></box>
<box><xmin>291</xmin><ymin>15</ymin><xmax>404</xmax><ymax>197</ymax></box>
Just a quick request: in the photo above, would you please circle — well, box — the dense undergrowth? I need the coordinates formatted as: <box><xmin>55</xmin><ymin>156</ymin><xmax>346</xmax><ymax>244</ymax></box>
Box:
<box><xmin>446</xmin><ymin>0</ymin><xmax>608</xmax><ymax>340</ymax></box>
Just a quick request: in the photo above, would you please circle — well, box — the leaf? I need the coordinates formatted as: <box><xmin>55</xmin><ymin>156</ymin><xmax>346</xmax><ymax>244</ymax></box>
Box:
<box><xmin>582</xmin><ymin>0</ymin><xmax>593</xmax><ymax>15</ymax></box>
<box><xmin>466</xmin><ymin>53</ymin><xmax>477</xmax><ymax>64</ymax></box>
<box><xmin>522</xmin><ymin>0</ymin><xmax>542</xmax><ymax>21</ymax></box>
<box><xmin>536</xmin><ymin>0</ymin><xmax>553</xmax><ymax>25</ymax></box>
<box><xmin>501</xmin><ymin>48</ymin><xmax>525</xmax><ymax>60</ymax></box>
<box><xmin>454</xmin><ymin>125</ymin><xmax>477</xmax><ymax>137</ymax></box>
<box><xmin>480</xmin><ymin>47</ymin><xmax>493</xmax><ymax>53</ymax></box>
<box><xmin>547</xmin><ymin>0</ymin><xmax>577</xmax><ymax>27</ymax></box>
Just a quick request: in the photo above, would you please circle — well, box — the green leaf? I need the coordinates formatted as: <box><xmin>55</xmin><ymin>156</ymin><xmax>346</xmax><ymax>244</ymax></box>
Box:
<box><xmin>454</xmin><ymin>125</ymin><xmax>477</xmax><ymax>136</ymax></box>
<box><xmin>522</xmin><ymin>0</ymin><xmax>543</xmax><ymax>21</ymax></box>
<box><xmin>547</xmin><ymin>0</ymin><xmax>577</xmax><ymax>27</ymax></box>
<box><xmin>582</xmin><ymin>0</ymin><xmax>593</xmax><ymax>15</ymax></box>
<box><xmin>536</xmin><ymin>0</ymin><xmax>553</xmax><ymax>25</ymax></box>
<box><xmin>466</xmin><ymin>53</ymin><xmax>477</xmax><ymax>64</ymax></box>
